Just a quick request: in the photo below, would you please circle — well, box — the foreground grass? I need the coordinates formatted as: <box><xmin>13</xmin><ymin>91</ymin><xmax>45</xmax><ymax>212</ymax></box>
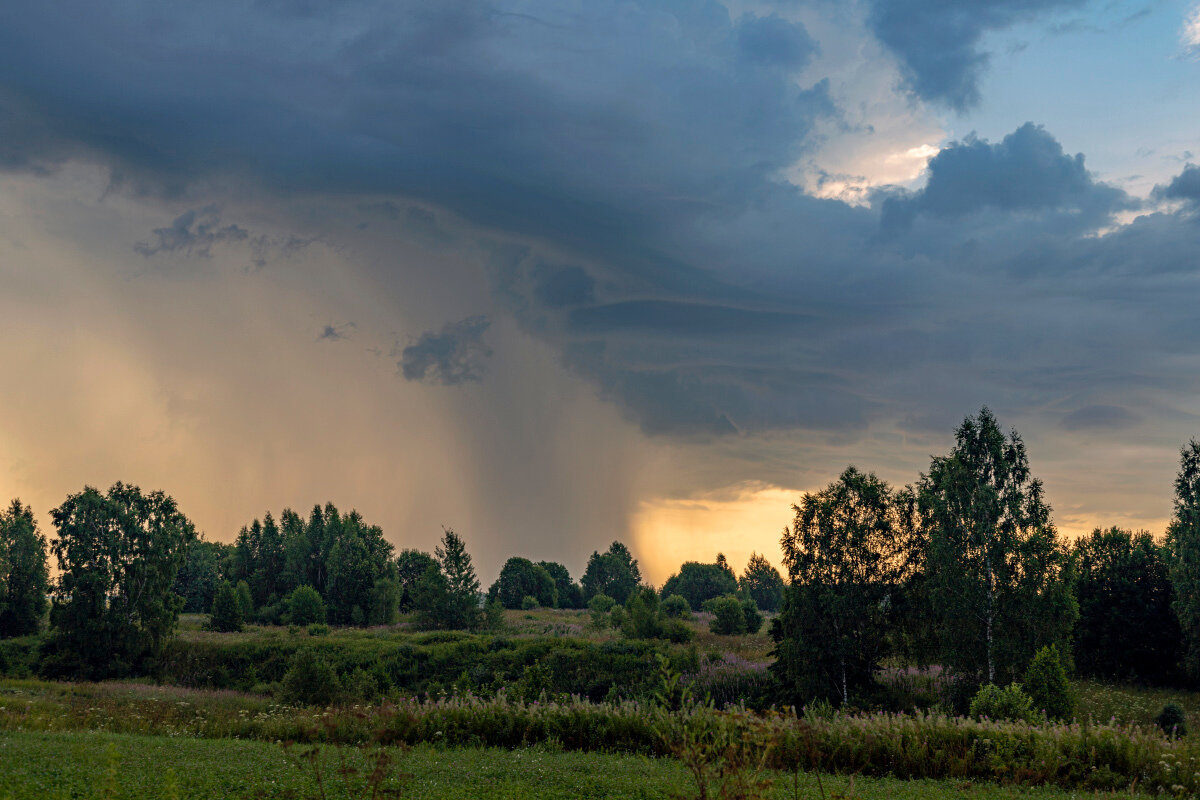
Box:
<box><xmin>1076</xmin><ymin>679</ymin><xmax>1200</xmax><ymax>730</ymax></box>
<box><xmin>0</xmin><ymin>730</ymin><xmax>1147</xmax><ymax>800</ymax></box>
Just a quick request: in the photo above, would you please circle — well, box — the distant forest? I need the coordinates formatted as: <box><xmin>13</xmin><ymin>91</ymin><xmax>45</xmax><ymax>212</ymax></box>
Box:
<box><xmin>3</xmin><ymin>405</ymin><xmax>1200</xmax><ymax>709</ymax></box>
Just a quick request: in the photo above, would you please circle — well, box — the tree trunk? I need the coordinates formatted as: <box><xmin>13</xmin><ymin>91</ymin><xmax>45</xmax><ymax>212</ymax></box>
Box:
<box><xmin>986</xmin><ymin>556</ymin><xmax>995</xmax><ymax>684</ymax></box>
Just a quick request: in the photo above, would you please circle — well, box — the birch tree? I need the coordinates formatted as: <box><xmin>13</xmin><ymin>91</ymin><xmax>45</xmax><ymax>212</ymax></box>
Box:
<box><xmin>770</xmin><ymin>466</ymin><xmax>910</xmax><ymax>707</ymax></box>
<box><xmin>918</xmin><ymin>407</ymin><xmax>1074</xmax><ymax>685</ymax></box>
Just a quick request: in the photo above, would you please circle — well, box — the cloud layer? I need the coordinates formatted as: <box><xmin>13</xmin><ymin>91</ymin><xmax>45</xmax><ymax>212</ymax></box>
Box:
<box><xmin>1</xmin><ymin>0</ymin><xmax>1199</xmax><ymax>568</ymax></box>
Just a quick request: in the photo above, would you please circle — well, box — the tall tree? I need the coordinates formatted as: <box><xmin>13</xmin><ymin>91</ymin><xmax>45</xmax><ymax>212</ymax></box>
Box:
<box><xmin>396</xmin><ymin>548</ymin><xmax>438</xmax><ymax>612</ymax></box>
<box><xmin>660</xmin><ymin>557</ymin><xmax>738</xmax><ymax>611</ymax></box>
<box><xmin>43</xmin><ymin>483</ymin><xmax>196</xmax><ymax>678</ymax></box>
<box><xmin>0</xmin><ymin>500</ymin><xmax>50</xmax><ymax>637</ymax></box>
<box><xmin>581</xmin><ymin>541</ymin><xmax>641</xmax><ymax>603</ymax></box>
<box><xmin>173</xmin><ymin>537</ymin><xmax>229</xmax><ymax>614</ymax></box>
<box><xmin>771</xmin><ymin>467</ymin><xmax>910</xmax><ymax>706</ymax></box>
<box><xmin>488</xmin><ymin>557</ymin><xmax>557</xmax><ymax>609</ymax></box>
<box><xmin>1169</xmin><ymin>439</ymin><xmax>1200</xmax><ymax>679</ymax></box>
<box><xmin>918</xmin><ymin>407</ymin><xmax>1076</xmax><ymax>685</ymax></box>
<box><xmin>432</xmin><ymin>528</ymin><xmax>481</xmax><ymax>630</ymax></box>
<box><xmin>323</xmin><ymin>510</ymin><xmax>394</xmax><ymax>625</ymax></box>
<box><xmin>536</xmin><ymin>561</ymin><xmax>585</xmax><ymax>609</ymax></box>
<box><xmin>739</xmin><ymin>552</ymin><xmax>784</xmax><ymax>612</ymax></box>
<box><xmin>253</xmin><ymin>512</ymin><xmax>286</xmax><ymax>606</ymax></box>
<box><xmin>1074</xmin><ymin>527</ymin><xmax>1180</xmax><ymax>683</ymax></box>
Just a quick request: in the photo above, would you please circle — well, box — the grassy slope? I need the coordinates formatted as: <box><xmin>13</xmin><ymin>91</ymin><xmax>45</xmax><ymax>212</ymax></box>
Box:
<box><xmin>0</xmin><ymin>730</ymin><xmax>1144</xmax><ymax>800</ymax></box>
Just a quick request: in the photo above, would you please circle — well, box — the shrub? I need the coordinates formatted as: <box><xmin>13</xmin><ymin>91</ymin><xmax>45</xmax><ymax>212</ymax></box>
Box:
<box><xmin>588</xmin><ymin>594</ymin><xmax>615</xmax><ymax>613</ymax></box>
<box><xmin>741</xmin><ymin>597</ymin><xmax>763</xmax><ymax>635</ymax></box>
<box><xmin>484</xmin><ymin>598</ymin><xmax>504</xmax><ymax>630</ymax></box>
<box><xmin>287</xmin><ymin>585</ymin><xmax>326</xmax><ymax>626</ymax></box>
<box><xmin>1156</xmin><ymin>702</ymin><xmax>1188</xmax><ymax>738</ymax></box>
<box><xmin>609</xmin><ymin>606</ymin><xmax>627</xmax><ymax>630</ymax></box>
<box><xmin>662</xmin><ymin>594</ymin><xmax>691</xmax><ymax>619</ymax></box>
<box><xmin>662</xmin><ymin>619</ymin><xmax>694</xmax><ymax>643</ymax></box>
<box><xmin>707</xmin><ymin>595</ymin><xmax>746</xmax><ymax>636</ymax></box>
<box><xmin>1022</xmin><ymin>645</ymin><xmax>1074</xmax><ymax>720</ymax></box>
<box><xmin>521</xmin><ymin>595</ymin><xmax>539</xmax><ymax>610</ymax></box>
<box><xmin>969</xmin><ymin>682</ymin><xmax>1039</xmax><ymax>723</ymax></box>
<box><xmin>256</xmin><ymin>602</ymin><xmax>285</xmax><ymax>626</ymax></box>
<box><xmin>280</xmin><ymin>648</ymin><xmax>341</xmax><ymax>706</ymax></box>
<box><xmin>208</xmin><ymin>580</ymin><xmax>243</xmax><ymax>633</ymax></box>
<box><xmin>307</xmin><ymin>623</ymin><xmax>330</xmax><ymax>636</ymax></box>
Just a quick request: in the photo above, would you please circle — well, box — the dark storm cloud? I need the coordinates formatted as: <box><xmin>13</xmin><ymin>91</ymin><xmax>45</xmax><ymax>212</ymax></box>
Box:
<box><xmin>399</xmin><ymin>316</ymin><xmax>493</xmax><ymax>385</ymax></box>
<box><xmin>880</xmin><ymin>124</ymin><xmax>1133</xmax><ymax>232</ymax></box>
<box><xmin>864</xmin><ymin>0</ymin><xmax>1087</xmax><ymax>109</ymax></box>
<box><xmin>2</xmin><ymin>1</ymin><xmax>1199</xmax><ymax>444</ymax></box>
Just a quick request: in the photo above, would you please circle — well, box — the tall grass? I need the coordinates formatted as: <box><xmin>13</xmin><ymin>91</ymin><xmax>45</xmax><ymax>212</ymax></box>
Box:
<box><xmin>4</xmin><ymin>678</ymin><xmax>1200</xmax><ymax>795</ymax></box>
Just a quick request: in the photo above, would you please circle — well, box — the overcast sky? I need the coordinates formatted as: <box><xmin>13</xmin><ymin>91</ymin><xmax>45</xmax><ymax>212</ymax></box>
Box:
<box><xmin>2</xmin><ymin>0</ymin><xmax>1199</xmax><ymax>582</ymax></box>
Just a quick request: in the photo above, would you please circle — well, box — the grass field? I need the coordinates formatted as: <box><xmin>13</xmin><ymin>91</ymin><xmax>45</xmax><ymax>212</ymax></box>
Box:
<box><xmin>0</xmin><ymin>730</ymin><xmax>1151</xmax><ymax>800</ymax></box>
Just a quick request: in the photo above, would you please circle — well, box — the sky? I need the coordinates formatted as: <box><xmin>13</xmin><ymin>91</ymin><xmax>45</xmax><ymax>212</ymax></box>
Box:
<box><xmin>2</xmin><ymin>0</ymin><xmax>1200</xmax><ymax>584</ymax></box>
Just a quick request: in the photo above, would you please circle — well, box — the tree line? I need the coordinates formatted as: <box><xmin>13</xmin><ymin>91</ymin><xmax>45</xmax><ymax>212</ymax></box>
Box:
<box><xmin>770</xmin><ymin>406</ymin><xmax>1198</xmax><ymax>710</ymax></box>
<box><xmin>3</xmin><ymin>404</ymin><xmax>1200</xmax><ymax>698</ymax></box>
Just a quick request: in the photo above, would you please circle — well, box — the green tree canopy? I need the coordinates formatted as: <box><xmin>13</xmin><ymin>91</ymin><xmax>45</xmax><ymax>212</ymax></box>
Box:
<box><xmin>0</xmin><ymin>499</ymin><xmax>50</xmax><ymax>638</ymax></box>
<box><xmin>918</xmin><ymin>407</ymin><xmax>1076</xmax><ymax>685</ymax></box>
<box><xmin>413</xmin><ymin>528</ymin><xmax>482</xmax><ymax>630</ymax></box>
<box><xmin>286</xmin><ymin>585</ymin><xmax>327</xmax><ymax>626</ymax></box>
<box><xmin>660</xmin><ymin>557</ymin><xmax>737</xmax><ymax>612</ymax></box>
<box><xmin>1074</xmin><ymin>527</ymin><xmax>1180</xmax><ymax>684</ymax></box>
<box><xmin>396</xmin><ymin>549</ymin><xmax>438</xmax><ymax>612</ymax></box>
<box><xmin>488</xmin><ymin>557</ymin><xmax>557</xmax><ymax>609</ymax></box>
<box><xmin>771</xmin><ymin>466</ymin><xmax>910</xmax><ymax>706</ymax></box>
<box><xmin>581</xmin><ymin>541</ymin><xmax>641</xmax><ymax>604</ymax></box>
<box><xmin>173</xmin><ymin>537</ymin><xmax>229</xmax><ymax>614</ymax></box>
<box><xmin>738</xmin><ymin>552</ymin><xmax>784</xmax><ymax>612</ymax></box>
<box><xmin>208</xmin><ymin>580</ymin><xmax>244</xmax><ymax>632</ymax></box>
<box><xmin>43</xmin><ymin>483</ymin><xmax>196</xmax><ymax>679</ymax></box>
<box><xmin>536</xmin><ymin>560</ymin><xmax>585</xmax><ymax>608</ymax></box>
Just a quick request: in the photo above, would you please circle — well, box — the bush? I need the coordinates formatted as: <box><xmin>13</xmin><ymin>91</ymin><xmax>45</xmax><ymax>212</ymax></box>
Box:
<box><xmin>588</xmin><ymin>594</ymin><xmax>615</xmax><ymax>613</ymax></box>
<box><xmin>707</xmin><ymin>595</ymin><xmax>746</xmax><ymax>636</ymax></box>
<box><xmin>1156</xmin><ymin>702</ymin><xmax>1188</xmax><ymax>738</ymax></box>
<box><xmin>1022</xmin><ymin>645</ymin><xmax>1074</xmax><ymax>720</ymax></box>
<box><xmin>280</xmin><ymin>648</ymin><xmax>340</xmax><ymax>706</ymax></box>
<box><xmin>609</xmin><ymin>606</ymin><xmax>627</xmax><ymax>630</ymax></box>
<box><xmin>969</xmin><ymin>682</ymin><xmax>1039</xmax><ymax>723</ymax></box>
<box><xmin>287</xmin><ymin>585</ymin><xmax>326</xmax><ymax>626</ymax></box>
<box><xmin>307</xmin><ymin>623</ymin><xmax>330</xmax><ymax>636</ymax></box>
<box><xmin>662</xmin><ymin>594</ymin><xmax>691</xmax><ymax>619</ymax></box>
<box><xmin>484</xmin><ymin>599</ymin><xmax>504</xmax><ymax>630</ymax></box>
<box><xmin>521</xmin><ymin>595</ymin><xmax>539</xmax><ymax>610</ymax></box>
<box><xmin>661</xmin><ymin>619</ymin><xmax>694</xmax><ymax>644</ymax></box>
<box><xmin>208</xmin><ymin>580</ymin><xmax>243</xmax><ymax>633</ymax></box>
<box><xmin>741</xmin><ymin>597</ymin><xmax>763</xmax><ymax>634</ymax></box>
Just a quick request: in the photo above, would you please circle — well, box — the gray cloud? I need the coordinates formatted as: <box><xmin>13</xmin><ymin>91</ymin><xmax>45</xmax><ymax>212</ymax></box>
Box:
<box><xmin>135</xmin><ymin>205</ymin><xmax>315</xmax><ymax>268</ymax></box>
<box><xmin>1154</xmin><ymin>164</ymin><xmax>1200</xmax><ymax>204</ymax></box>
<box><xmin>318</xmin><ymin>322</ymin><xmax>356</xmax><ymax>342</ymax></box>
<box><xmin>399</xmin><ymin>315</ymin><xmax>493</xmax><ymax>385</ymax></box>
<box><xmin>134</xmin><ymin>206</ymin><xmax>248</xmax><ymax>258</ymax></box>
<box><xmin>864</xmin><ymin>0</ymin><xmax>1087</xmax><ymax>110</ymax></box>
<box><xmin>2</xmin><ymin>1</ymin><xmax>1199</xmax><ymax>455</ymax></box>
<box><xmin>880</xmin><ymin>123</ymin><xmax>1133</xmax><ymax>232</ymax></box>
